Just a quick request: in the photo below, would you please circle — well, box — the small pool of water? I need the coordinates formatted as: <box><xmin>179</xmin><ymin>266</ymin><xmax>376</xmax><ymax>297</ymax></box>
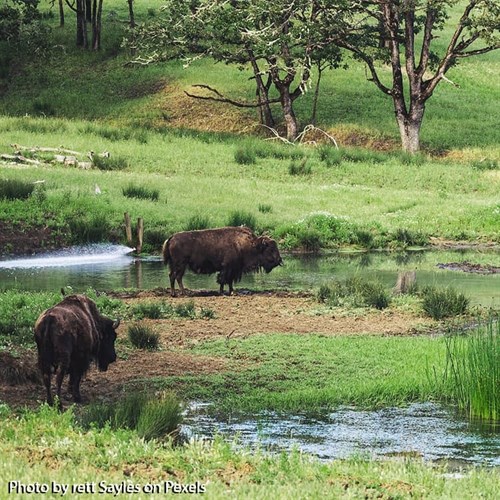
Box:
<box><xmin>0</xmin><ymin>246</ymin><xmax>498</xmax><ymax>307</ymax></box>
<box><xmin>182</xmin><ymin>403</ymin><xmax>500</xmax><ymax>467</ymax></box>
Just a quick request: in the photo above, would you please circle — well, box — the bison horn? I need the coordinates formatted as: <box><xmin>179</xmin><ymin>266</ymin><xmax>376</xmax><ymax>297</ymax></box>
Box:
<box><xmin>113</xmin><ymin>319</ymin><xmax>121</xmax><ymax>329</ymax></box>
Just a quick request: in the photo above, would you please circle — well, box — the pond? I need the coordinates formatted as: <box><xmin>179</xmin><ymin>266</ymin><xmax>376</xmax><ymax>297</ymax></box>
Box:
<box><xmin>182</xmin><ymin>403</ymin><xmax>500</xmax><ymax>468</ymax></box>
<box><xmin>0</xmin><ymin>244</ymin><xmax>498</xmax><ymax>307</ymax></box>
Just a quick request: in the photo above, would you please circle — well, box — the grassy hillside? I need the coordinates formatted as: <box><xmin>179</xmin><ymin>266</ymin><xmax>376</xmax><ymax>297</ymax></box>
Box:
<box><xmin>0</xmin><ymin>0</ymin><xmax>499</xmax><ymax>253</ymax></box>
<box><xmin>1</xmin><ymin>0</ymin><xmax>499</xmax><ymax>153</ymax></box>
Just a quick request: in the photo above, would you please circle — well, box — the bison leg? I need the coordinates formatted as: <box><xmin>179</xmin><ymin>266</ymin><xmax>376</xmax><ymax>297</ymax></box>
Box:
<box><xmin>69</xmin><ymin>370</ymin><xmax>83</xmax><ymax>403</ymax></box>
<box><xmin>170</xmin><ymin>267</ymin><xmax>186</xmax><ymax>297</ymax></box>
<box><xmin>55</xmin><ymin>365</ymin><xmax>67</xmax><ymax>410</ymax></box>
<box><xmin>43</xmin><ymin>371</ymin><xmax>53</xmax><ymax>406</ymax></box>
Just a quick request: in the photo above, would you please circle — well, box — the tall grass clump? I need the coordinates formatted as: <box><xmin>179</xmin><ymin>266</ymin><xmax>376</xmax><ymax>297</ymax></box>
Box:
<box><xmin>131</xmin><ymin>301</ymin><xmax>174</xmax><ymax>320</ymax></box>
<box><xmin>92</xmin><ymin>155</ymin><xmax>128</xmax><ymax>171</ymax></box>
<box><xmin>68</xmin><ymin>213</ymin><xmax>111</xmax><ymax>243</ymax></box>
<box><xmin>79</xmin><ymin>390</ymin><xmax>183</xmax><ymax>440</ymax></box>
<box><xmin>288</xmin><ymin>158</ymin><xmax>311</xmax><ymax>175</ymax></box>
<box><xmin>137</xmin><ymin>392</ymin><xmax>183</xmax><ymax>441</ymax></box>
<box><xmin>317</xmin><ymin>145</ymin><xmax>342</xmax><ymax>167</ymax></box>
<box><xmin>0</xmin><ymin>179</ymin><xmax>34</xmax><ymax>200</ymax></box>
<box><xmin>421</xmin><ymin>285</ymin><xmax>469</xmax><ymax>320</ymax></box>
<box><xmin>128</xmin><ymin>323</ymin><xmax>160</xmax><ymax>350</ymax></box>
<box><xmin>122</xmin><ymin>184</ymin><xmax>159</xmax><ymax>201</ymax></box>
<box><xmin>226</xmin><ymin>210</ymin><xmax>257</xmax><ymax>231</ymax></box>
<box><xmin>277</xmin><ymin>212</ymin><xmax>357</xmax><ymax>251</ymax></box>
<box><xmin>234</xmin><ymin>144</ymin><xmax>256</xmax><ymax>165</ymax></box>
<box><xmin>442</xmin><ymin>318</ymin><xmax>499</xmax><ymax>421</ymax></box>
<box><xmin>184</xmin><ymin>214</ymin><xmax>212</xmax><ymax>231</ymax></box>
<box><xmin>470</xmin><ymin>158</ymin><xmax>498</xmax><ymax>171</ymax></box>
<box><xmin>317</xmin><ymin>276</ymin><xmax>391</xmax><ymax>310</ymax></box>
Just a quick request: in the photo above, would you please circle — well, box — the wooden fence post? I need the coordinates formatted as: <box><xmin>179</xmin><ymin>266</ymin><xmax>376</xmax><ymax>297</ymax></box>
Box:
<box><xmin>136</xmin><ymin>217</ymin><xmax>144</xmax><ymax>254</ymax></box>
<box><xmin>124</xmin><ymin>212</ymin><xmax>133</xmax><ymax>247</ymax></box>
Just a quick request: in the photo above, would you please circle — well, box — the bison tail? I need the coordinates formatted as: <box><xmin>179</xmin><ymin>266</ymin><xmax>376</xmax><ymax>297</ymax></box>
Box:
<box><xmin>35</xmin><ymin>316</ymin><xmax>55</xmax><ymax>373</ymax></box>
<box><xmin>162</xmin><ymin>238</ymin><xmax>171</xmax><ymax>265</ymax></box>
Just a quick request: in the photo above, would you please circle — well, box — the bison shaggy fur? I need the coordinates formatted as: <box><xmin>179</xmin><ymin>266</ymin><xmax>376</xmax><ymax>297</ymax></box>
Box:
<box><xmin>162</xmin><ymin>226</ymin><xmax>283</xmax><ymax>296</ymax></box>
<box><xmin>34</xmin><ymin>294</ymin><xmax>119</xmax><ymax>408</ymax></box>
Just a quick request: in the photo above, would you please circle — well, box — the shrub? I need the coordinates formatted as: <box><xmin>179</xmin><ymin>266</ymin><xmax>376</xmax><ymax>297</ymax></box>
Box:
<box><xmin>226</xmin><ymin>210</ymin><xmax>257</xmax><ymax>231</ymax></box>
<box><xmin>131</xmin><ymin>301</ymin><xmax>173</xmax><ymax>320</ymax></box>
<box><xmin>127</xmin><ymin>323</ymin><xmax>160</xmax><ymax>350</ymax></box>
<box><xmin>234</xmin><ymin>145</ymin><xmax>256</xmax><ymax>165</ymax></box>
<box><xmin>317</xmin><ymin>276</ymin><xmax>391</xmax><ymax>310</ymax></box>
<box><xmin>289</xmin><ymin>158</ymin><xmax>311</xmax><ymax>175</ymax></box>
<box><xmin>421</xmin><ymin>286</ymin><xmax>469</xmax><ymax>320</ymax></box>
<box><xmin>0</xmin><ymin>179</ymin><xmax>34</xmax><ymax>200</ymax></box>
<box><xmin>122</xmin><ymin>184</ymin><xmax>159</xmax><ymax>202</ymax></box>
<box><xmin>184</xmin><ymin>214</ymin><xmax>211</xmax><ymax>231</ymax></box>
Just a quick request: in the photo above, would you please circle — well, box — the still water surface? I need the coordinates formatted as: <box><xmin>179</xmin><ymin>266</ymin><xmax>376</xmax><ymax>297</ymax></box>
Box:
<box><xmin>182</xmin><ymin>402</ymin><xmax>500</xmax><ymax>467</ymax></box>
<box><xmin>0</xmin><ymin>245</ymin><xmax>498</xmax><ymax>307</ymax></box>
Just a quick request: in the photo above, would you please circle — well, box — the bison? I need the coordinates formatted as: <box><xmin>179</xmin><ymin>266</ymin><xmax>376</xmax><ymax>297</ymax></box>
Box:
<box><xmin>162</xmin><ymin>226</ymin><xmax>283</xmax><ymax>296</ymax></box>
<box><xmin>34</xmin><ymin>294</ymin><xmax>119</xmax><ymax>408</ymax></box>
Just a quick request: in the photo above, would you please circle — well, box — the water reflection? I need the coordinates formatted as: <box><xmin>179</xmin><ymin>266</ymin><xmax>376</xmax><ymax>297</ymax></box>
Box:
<box><xmin>182</xmin><ymin>403</ymin><xmax>500</xmax><ymax>466</ymax></box>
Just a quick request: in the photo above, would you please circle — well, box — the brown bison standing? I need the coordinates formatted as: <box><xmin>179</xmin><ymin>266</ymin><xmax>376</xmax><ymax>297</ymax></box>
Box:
<box><xmin>34</xmin><ymin>294</ymin><xmax>119</xmax><ymax>408</ymax></box>
<box><xmin>162</xmin><ymin>226</ymin><xmax>283</xmax><ymax>296</ymax></box>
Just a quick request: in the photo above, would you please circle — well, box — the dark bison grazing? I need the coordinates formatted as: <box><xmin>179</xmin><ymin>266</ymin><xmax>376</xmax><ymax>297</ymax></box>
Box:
<box><xmin>162</xmin><ymin>226</ymin><xmax>283</xmax><ymax>296</ymax></box>
<box><xmin>34</xmin><ymin>294</ymin><xmax>119</xmax><ymax>408</ymax></box>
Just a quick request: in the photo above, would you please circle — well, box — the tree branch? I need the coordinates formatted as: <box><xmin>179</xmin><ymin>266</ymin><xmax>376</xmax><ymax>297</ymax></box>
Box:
<box><xmin>185</xmin><ymin>85</ymin><xmax>281</xmax><ymax>108</ymax></box>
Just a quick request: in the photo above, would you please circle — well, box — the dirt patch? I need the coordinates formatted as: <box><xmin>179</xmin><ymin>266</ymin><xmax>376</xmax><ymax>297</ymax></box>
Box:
<box><xmin>0</xmin><ymin>291</ymin><xmax>432</xmax><ymax>409</ymax></box>
<box><xmin>0</xmin><ymin>220</ymin><xmax>67</xmax><ymax>257</ymax></box>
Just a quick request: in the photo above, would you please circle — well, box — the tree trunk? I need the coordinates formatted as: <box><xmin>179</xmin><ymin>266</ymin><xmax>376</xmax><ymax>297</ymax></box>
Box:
<box><xmin>91</xmin><ymin>0</ymin><xmax>103</xmax><ymax>51</ymax></box>
<box><xmin>311</xmin><ymin>63</ymin><xmax>322</xmax><ymax>125</ymax></box>
<box><xmin>395</xmin><ymin>102</ymin><xmax>425</xmax><ymax>153</ymax></box>
<box><xmin>247</xmin><ymin>49</ymin><xmax>274</xmax><ymax>128</ymax></box>
<box><xmin>76</xmin><ymin>0</ymin><xmax>88</xmax><ymax>48</ymax></box>
<box><xmin>279</xmin><ymin>86</ymin><xmax>298</xmax><ymax>141</ymax></box>
<box><xmin>58</xmin><ymin>0</ymin><xmax>64</xmax><ymax>27</ymax></box>
<box><xmin>85</xmin><ymin>0</ymin><xmax>92</xmax><ymax>22</ymax></box>
<box><xmin>127</xmin><ymin>0</ymin><xmax>136</xmax><ymax>28</ymax></box>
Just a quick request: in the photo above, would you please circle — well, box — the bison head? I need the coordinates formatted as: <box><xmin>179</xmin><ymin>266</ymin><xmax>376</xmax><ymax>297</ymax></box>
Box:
<box><xmin>97</xmin><ymin>318</ymin><xmax>119</xmax><ymax>372</ymax></box>
<box><xmin>256</xmin><ymin>236</ymin><xmax>283</xmax><ymax>273</ymax></box>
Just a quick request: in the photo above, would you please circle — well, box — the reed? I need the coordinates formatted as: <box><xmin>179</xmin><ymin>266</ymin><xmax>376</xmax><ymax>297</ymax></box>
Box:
<box><xmin>443</xmin><ymin>318</ymin><xmax>499</xmax><ymax>421</ymax></box>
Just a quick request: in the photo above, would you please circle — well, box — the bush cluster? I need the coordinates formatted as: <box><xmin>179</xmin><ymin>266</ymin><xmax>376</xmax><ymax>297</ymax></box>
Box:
<box><xmin>421</xmin><ymin>286</ymin><xmax>469</xmax><ymax>320</ymax></box>
<box><xmin>317</xmin><ymin>276</ymin><xmax>391</xmax><ymax>310</ymax></box>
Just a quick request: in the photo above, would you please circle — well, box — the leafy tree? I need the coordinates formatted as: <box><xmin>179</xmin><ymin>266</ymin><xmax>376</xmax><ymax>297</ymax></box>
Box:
<box><xmin>333</xmin><ymin>0</ymin><xmax>500</xmax><ymax>152</ymax></box>
<box><xmin>130</xmin><ymin>0</ymin><xmax>345</xmax><ymax>141</ymax></box>
<box><xmin>0</xmin><ymin>0</ymin><xmax>50</xmax><ymax>76</ymax></box>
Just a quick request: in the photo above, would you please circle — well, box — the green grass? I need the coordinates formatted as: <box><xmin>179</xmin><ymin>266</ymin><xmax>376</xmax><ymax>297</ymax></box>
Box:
<box><xmin>441</xmin><ymin>318</ymin><xmax>499</xmax><ymax>421</ymax></box>
<box><xmin>1</xmin><ymin>116</ymin><xmax>499</xmax><ymax>252</ymax></box>
<box><xmin>1</xmin><ymin>403</ymin><xmax>499</xmax><ymax>499</ymax></box>
<box><xmin>159</xmin><ymin>334</ymin><xmax>448</xmax><ymax>413</ymax></box>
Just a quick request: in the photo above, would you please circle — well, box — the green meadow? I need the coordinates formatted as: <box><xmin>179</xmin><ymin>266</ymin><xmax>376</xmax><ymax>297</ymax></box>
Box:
<box><xmin>1</xmin><ymin>0</ymin><xmax>499</xmax><ymax>497</ymax></box>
